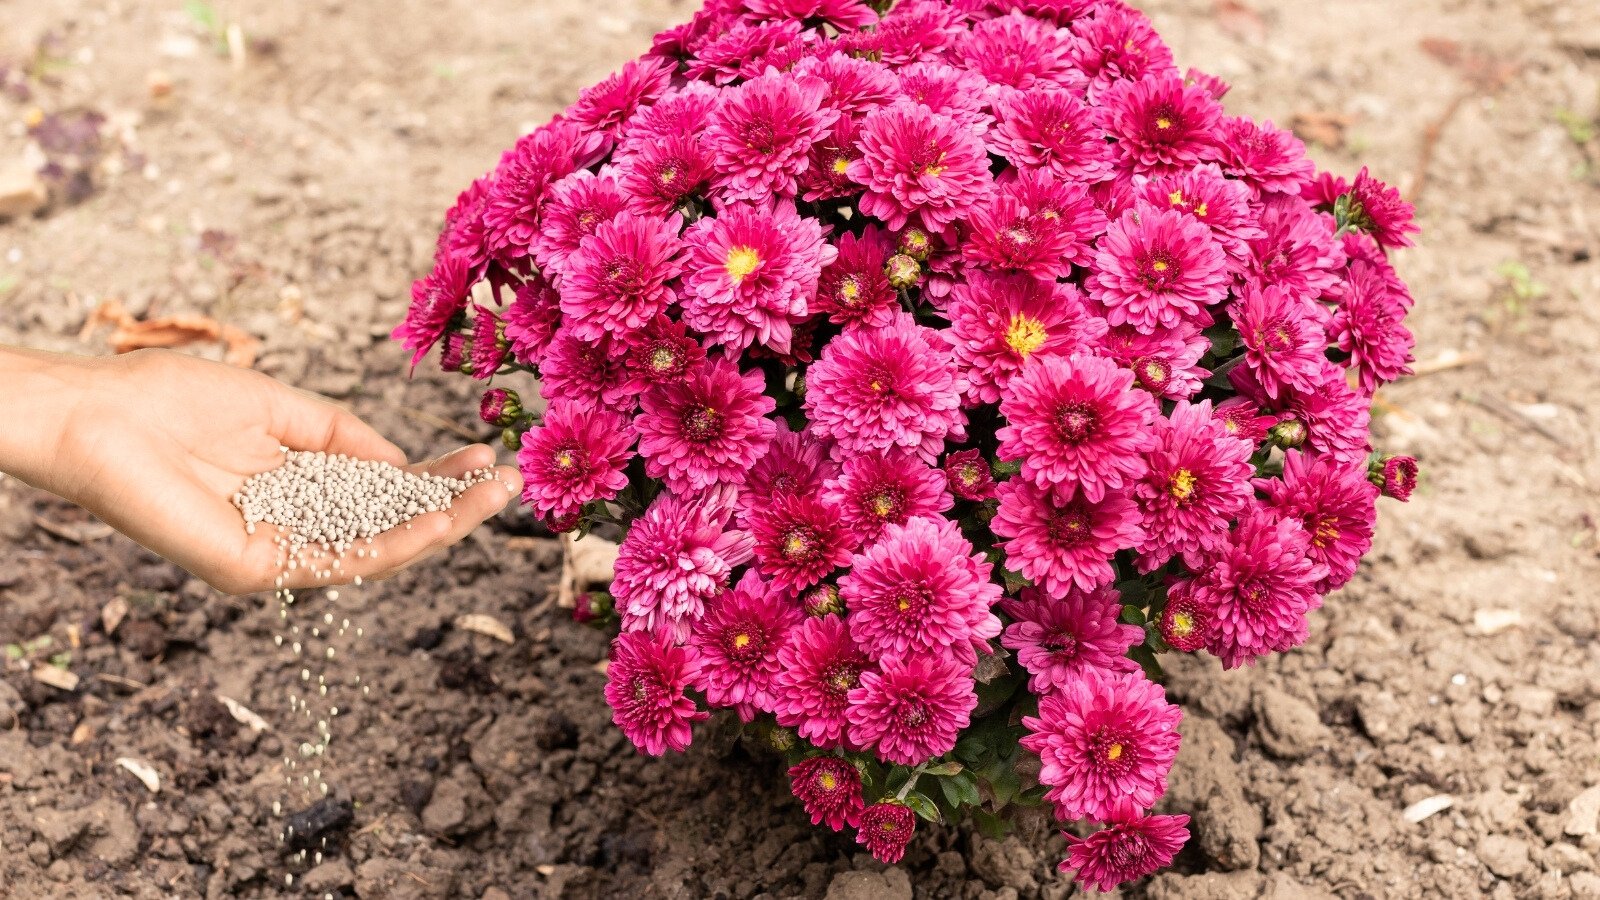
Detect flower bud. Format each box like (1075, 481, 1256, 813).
(885, 253, 920, 289)
(1158, 593, 1208, 653)
(765, 724, 798, 753)
(439, 333, 471, 374)
(801, 583, 844, 617)
(1267, 418, 1307, 449)
(898, 227, 931, 261)
(479, 388, 523, 428)
(1370, 454, 1418, 501)
(573, 591, 615, 626)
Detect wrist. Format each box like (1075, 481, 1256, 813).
(0, 346, 100, 497)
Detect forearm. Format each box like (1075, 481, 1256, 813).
(0, 345, 96, 497)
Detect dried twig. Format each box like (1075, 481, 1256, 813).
(397, 408, 482, 442)
(1471, 396, 1569, 447)
(1408, 350, 1482, 378)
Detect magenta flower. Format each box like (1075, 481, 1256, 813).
(617, 134, 715, 218)
(393, 253, 473, 367)
(749, 493, 854, 592)
(636, 357, 777, 494)
(822, 452, 953, 546)
(800, 115, 866, 203)
(814, 227, 898, 330)
(436, 176, 492, 275)
(681, 201, 835, 356)
(993, 480, 1145, 596)
(1170, 508, 1329, 668)
(1331, 259, 1415, 393)
(687, 19, 805, 86)
(1244, 194, 1347, 299)
(1089, 206, 1230, 332)
(773, 614, 873, 748)
(1233, 281, 1330, 400)
(621, 316, 707, 392)
(1133, 400, 1256, 572)
(516, 400, 634, 524)
(848, 101, 994, 232)
(1344, 166, 1419, 249)
(739, 420, 839, 520)
(997, 353, 1158, 502)
(502, 275, 561, 367)
(538, 327, 640, 415)
(793, 51, 898, 116)
(744, 0, 879, 29)
(787, 755, 866, 832)
(804, 313, 967, 463)
(1097, 322, 1209, 401)
(856, 801, 916, 864)
(952, 10, 1083, 92)
(533, 171, 628, 279)
(1158, 589, 1211, 653)
(964, 170, 1109, 278)
(1101, 73, 1223, 176)
(1136, 162, 1264, 271)
(604, 632, 706, 756)
(894, 61, 993, 134)
(943, 448, 996, 501)
(1067, 5, 1178, 98)
(689, 571, 803, 721)
(841, 0, 965, 66)
(568, 56, 674, 141)
(1256, 450, 1378, 594)
(1061, 806, 1191, 893)
(1215, 396, 1278, 445)
(1001, 585, 1142, 694)
(1020, 667, 1182, 821)
(989, 89, 1115, 183)
(1230, 363, 1372, 466)
(613, 493, 755, 642)
(1378, 455, 1418, 502)
(483, 121, 605, 260)
(618, 81, 722, 150)
(847, 653, 978, 765)
(946, 272, 1105, 406)
(706, 69, 837, 203)
(841, 516, 1001, 664)
(560, 211, 687, 342)
(1215, 115, 1315, 198)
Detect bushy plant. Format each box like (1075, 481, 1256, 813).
(395, 0, 1419, 888)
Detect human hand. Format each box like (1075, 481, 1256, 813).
(5, 347, 521, 594)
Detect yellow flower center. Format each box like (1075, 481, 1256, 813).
(871, 494, 896, 518)
(1107, 743, 1124, 761)
(1168, 468, 1197, 502)
(554, 450, 575, 469)
(1005, 314, 1049, 358)
(1171, 611, 1195, 637)
(1152, 260, 1169, 272)
(819, 772, 838, 791)
(1194, 201, 1208, 218)
(1168, 189, 1188, 209)
(1155, 117, 1172, 130)
(732, 632, 751, 650)
(725, 246, 762, 283)
(832, 157, 850, 175)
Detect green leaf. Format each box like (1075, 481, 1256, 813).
(971, 807, 1011, 840)
(1129, 643, 1165, 681)
(1202, 322, 1239, 359)
(939, 771, 982, 809)
(902, 791, 941, 824)
(3, 644, 22, 660)
(1119, 604, 1147, 626)
(987, 763, 1022, 810)
(923, 761, 964, 778)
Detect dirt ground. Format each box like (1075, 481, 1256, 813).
(2, 0, 1599, 897)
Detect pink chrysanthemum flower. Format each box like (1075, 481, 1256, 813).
(1341, 231, 1415, 309)
(1020, 667, 1182, 821)
(1185, 66, 1231, 100)
(848, 101, 994, 232)
(1097, 322, 1209, 401)
(1244, 194, 1347, 299)
(613, 493, 755, 642)
(787, 755, 866, 832)
(1062, 805, 1191, 893)
(1331, 259, 1415, 393)
(1000, 586, 1142, 694)
(773, 614, 873, 748)
(984, 0, 1103, 27)
(517, 401, 635, 524)
(841, 516, 1001, 663)
(814, 227, 898, 330)
(743, 0, 879, 30)
(1230, 363, 1371, 465)
(822, 452, 953, 546)
(843, 0, 966, 66)
(617, 134, 715, 217)
(1157, 589, 1210, 653)
(1215, 396, 1277, 445)
(618, 81, 721, 150)
(943, 448, 997, 501)
(393, 253, 473, 367)
(1256, 450, 1378, 594)
(681, 201, 835, 355)
(1089, 206, 1230, 332)
(538, 327, 640, 414)
(996, 353, 1158, 501)
(964, 171, 1109, 279)
(483, 121, 605, 261)
(804, 313, 967, 462)
(856, 801, 917, 864)
(1132, 400, 1255, 572)
(1101, 73, 1222, 176)
(993, 480, 1145, 596)
(749, 493, 854, 591)
(604, 631, 707, 756)
(689, 571, 803, 721)
(559, 211, 687, 342)
(793, 52, 897, 116)
(1377, 455, 1418, 502)
(706, 69, 837, 203)
(686, 19, 804, 85)
(946, 272, 1105, 406)
(739, 420, 838, 518)
(533, 171, 629, 278)
(800, 115, 865, 202)
(436, 176, 492, 275)
(1343, 166, 1419, 249)
(1215, 115, 1315, 198)
(1136, 163, 1264, 271)
(895, 61, 993, 134)
(438, 332, 469, 375)
(1170, 508, 1328, 668)
(569, 56, 675, 140)
(503, 276, 561, 366)
(989, 89, 1115, 184)
(847, 653, 978, 766)
(621, 316, 707, 392)
(952, 11, 1084, 93)
(1233, 282, 1330, 400)
(636, 357, 777, 494)
(1067, 5, 1178, 98)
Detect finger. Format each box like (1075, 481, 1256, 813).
(265, 510, 453, 591)
(365, 467, 521, 581)
(269, 384, 407, 467)
(406, 444, 499, 479)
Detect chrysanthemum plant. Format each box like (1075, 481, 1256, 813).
(396, 0, 1420, 889)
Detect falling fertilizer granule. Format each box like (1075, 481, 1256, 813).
(233, 449, 502, 891)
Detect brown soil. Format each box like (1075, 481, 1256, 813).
(3, 1, 1600, 898)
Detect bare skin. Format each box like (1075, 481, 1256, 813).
(0, 346, 522, 594)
